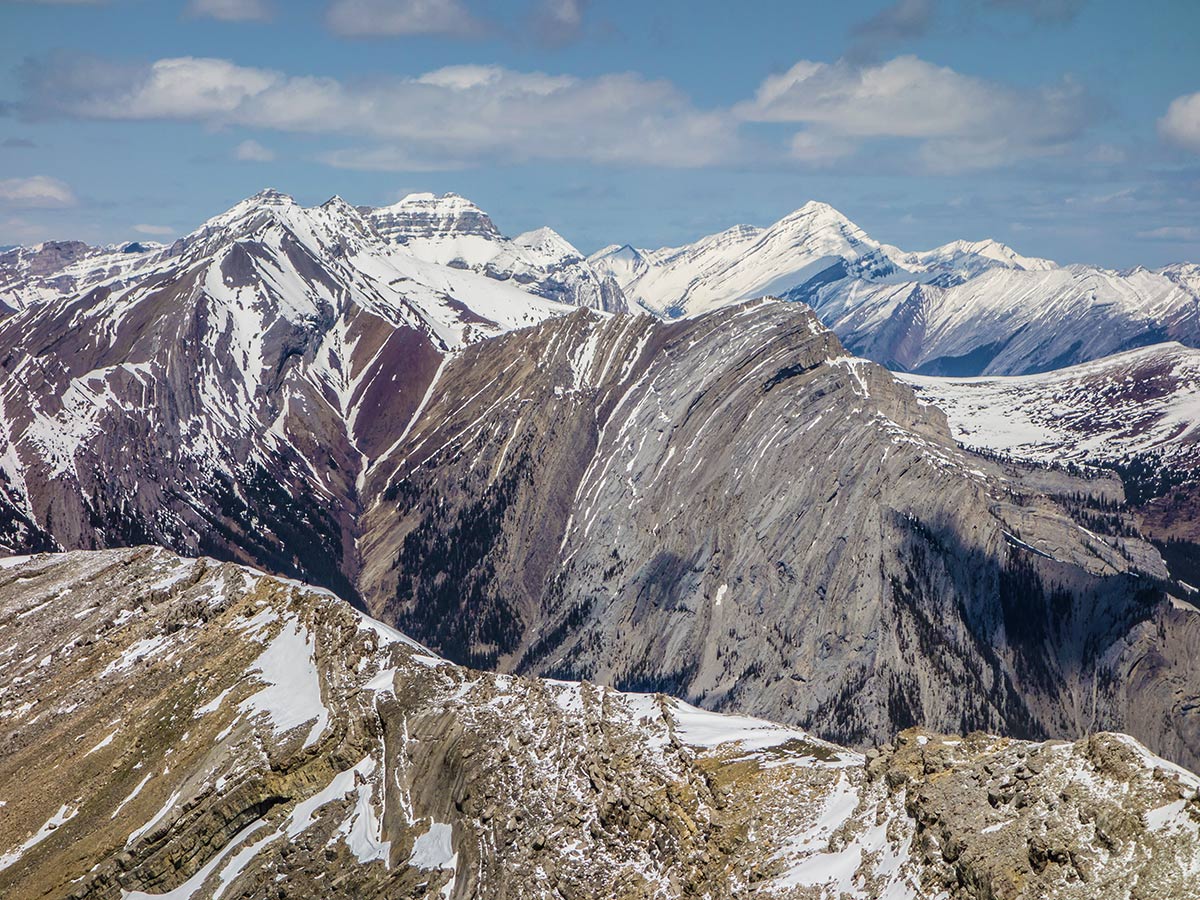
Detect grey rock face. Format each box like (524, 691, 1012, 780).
(359, 300, 1200, 771)
(1, 547, 1197, 900)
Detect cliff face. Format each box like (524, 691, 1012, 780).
(359, 300, 1200, 769)
(1, 548, 1197, 900)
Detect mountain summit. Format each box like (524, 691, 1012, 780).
(366, 191, 627, 312)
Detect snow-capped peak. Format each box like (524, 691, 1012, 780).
(912, 238, 1056, 273)
(370, 191, 500, 242)
(512, 226, 582, 266)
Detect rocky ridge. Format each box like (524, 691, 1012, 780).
(356, 298, 1200, 771)
(1, 547, 1198, 900)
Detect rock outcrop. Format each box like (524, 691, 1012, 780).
(1, 548, 1197, 900)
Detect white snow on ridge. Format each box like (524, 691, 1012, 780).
(409, 822, 456, 870)
(238, 616, 329, 749)
(0, 804, 77, 872)
(900, 342, 1200, 466)
(665, 698, 858, 762)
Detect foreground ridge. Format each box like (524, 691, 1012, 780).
(0, 547, 1198, 900)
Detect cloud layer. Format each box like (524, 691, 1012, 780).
(325, 0, 486, 38)
(187, 0, 273, 21)
(12, 50, 1107, 175)
(18, 55, 741, 169)
(0, 175, 77, 208)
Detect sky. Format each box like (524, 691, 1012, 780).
(0, 0, 1198, 267)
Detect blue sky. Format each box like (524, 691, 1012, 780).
(1, 0, 1198, 266)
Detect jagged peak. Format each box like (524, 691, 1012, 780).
(177, 189, 378, 263)
(201, 188, 300, 229)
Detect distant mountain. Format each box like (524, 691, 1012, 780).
(0, 188, 575, 593)
(902, 342, 1200, 551)
(0, 239, 168, 314)
(902, 342, 1200, 473)
(591, 202, 1200, 376)
(367, 192, 627, 312)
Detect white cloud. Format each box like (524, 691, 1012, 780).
(788, 131, 856, 165)
(0, 175, 78, 208)
(16, 51, 1098, 175)
(43, 57, 281, 120)
(26, 56, 740, 169)
(187, 0, 273, 21)
(234, 139, 276, 162)
(132, 223, 175, 236)
(1159, 92, 1200, 152)
(737, 55, 1089, 172)
(531, 0, 587, 46)
(326, 0, 486, 38)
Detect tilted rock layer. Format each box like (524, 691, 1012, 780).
(1, 548, 1197, 900)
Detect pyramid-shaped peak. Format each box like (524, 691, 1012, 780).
(780, 200, 857, 227)
(512, 226, 582, 264)
(767, 201, 873, 250)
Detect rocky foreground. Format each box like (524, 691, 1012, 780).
(0, 547, 1198, 900)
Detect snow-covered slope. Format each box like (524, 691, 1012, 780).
(901, 342, 1200, 471)
(0, 239, 169, 313)
(591, 202, 908, 318)
(592, 203, 1200, 375)
(368, 192, 628, 312)
(2, 547, 1198, 900)
(899, 237, 1057, 281)
(809, 262, 1200, 376)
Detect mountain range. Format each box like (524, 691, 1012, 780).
(591, 201, 1200, 376)
(1, 188, 1199, 898)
